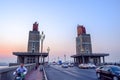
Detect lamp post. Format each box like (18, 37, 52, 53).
(40, 31, 45, 63)
(64, 54, 66, 62)
(81, 48, 84, 63)
(47, 47, 50, 63)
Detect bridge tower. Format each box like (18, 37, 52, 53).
(13, 22, 48, 64)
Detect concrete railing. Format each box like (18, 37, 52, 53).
(0, 63, 36, 80)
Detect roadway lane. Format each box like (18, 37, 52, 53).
(45, 65, 98, 80)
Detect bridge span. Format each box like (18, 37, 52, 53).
(0, 64, 98, 80)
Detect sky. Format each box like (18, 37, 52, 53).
(0, 0, 120, 63)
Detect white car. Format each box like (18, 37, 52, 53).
(79, 63, 96, 69)
(87, 63, 96, 69)
(68, 63, 74, 67)
(79, 63, 89, 69)
(62, 63, 68, 68)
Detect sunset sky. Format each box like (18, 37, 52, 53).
(0, 0, 120, 63)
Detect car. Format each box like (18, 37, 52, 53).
(58, 60, 62, 65)
(62, 63, 68, 68)
(87, 63, 96, 69)
(79, 63, 89, 69)
(52, 61, 57, 65)
(79, 63, 96, 69)
(68, 63, 74, 67)
(96, 65, 120, 80)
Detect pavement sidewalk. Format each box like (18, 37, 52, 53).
(25, 68, 43, 80)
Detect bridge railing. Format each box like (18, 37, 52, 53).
(0, 63, 36, 80)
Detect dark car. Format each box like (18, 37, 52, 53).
(96, 65, 120, 80)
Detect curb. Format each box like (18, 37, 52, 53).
(43, 66, 48, 80)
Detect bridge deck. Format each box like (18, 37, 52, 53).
(25, 68, 43, 80)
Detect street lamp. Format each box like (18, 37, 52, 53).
(64, 54, 66, 62)
(40, 31, 45, 63)
(47, 47, 50, 63)
(81, 48, 84, 63)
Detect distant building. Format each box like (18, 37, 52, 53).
(13, 22, 48, 64)
(71, 25, 109, 65)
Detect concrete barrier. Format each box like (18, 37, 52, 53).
(0, 63, 36, 80)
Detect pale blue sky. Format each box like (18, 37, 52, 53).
(0, 0, 120, 63)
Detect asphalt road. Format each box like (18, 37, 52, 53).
(45, 65, 98, 80)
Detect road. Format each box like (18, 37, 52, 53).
(45, 65, 98, 80)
